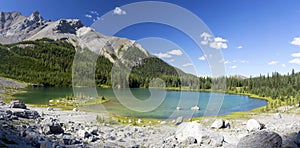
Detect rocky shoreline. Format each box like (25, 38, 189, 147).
(0, 77, 300, 147)
(0, 100, 299, 147)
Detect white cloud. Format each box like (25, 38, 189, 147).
(169, 59, 174, 62)
(200, 32, 228, 49)
(240, 60, 248, 64)
(198, 56, 206, 61)
(168, 49, 183, 56)
(183, 63, 193, 67)
(229, 65, 237, 69)
(237, 46, 243, 49)
(153, 52, 172, 58)
(281, 64, 286, 68)
(289, 58, 300, 65)
(85, 14, 92, 18)
(224, 60, 230, 64)
(291, 52, 300, 57)
(209, 37, 228, 49)
(90, 11, 99, 15)
(200, 32, 212, 40)
(268, 61, 278, 65)
(113, 7, 127, 15)
(291, 37, 300, 46)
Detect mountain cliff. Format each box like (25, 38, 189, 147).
(0, 11, 149, 66)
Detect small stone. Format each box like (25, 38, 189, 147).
(175, 116, 183, 125)
(211, 119, 224, 129)
(73, 108, 79, 112)
(77, 129, 90, 139)
(224, 120, 231, 128)
(183, 136, 197, 145)
(89, 126, 98, 135)
(137, 119, 142, 124)
(47, 107, 54, 111)
(160, 121, 167, 125)
(273, 113, 282, 119)
(9, 100, 27, 109)
(246, 119, 262, 132)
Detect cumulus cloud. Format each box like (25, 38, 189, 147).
(268, 61, 278, 65)
(153, 52, 172, 58)
(200, 32, 228, 49)
(198, 56, 206, 61)
(281, 64, 286, 68)
(168, 49, 183, 56)
(291, 52, 300, 57)
(289, 58, 300, 65)
(169, 59, 175, 62)
(113, 7, 127, 15)
(229, 65, 237, 69)
(85, 14, 92, 18)
(209, 37, 228, 49)
(291, 37, 300, 46)
(237, 46, 243, 49)
(183, 63, 193, 67)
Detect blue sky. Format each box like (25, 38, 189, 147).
(1, 0, 300, 77)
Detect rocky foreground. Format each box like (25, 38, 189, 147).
(1, 77, 300, 147)
(0, 100, 299, 148)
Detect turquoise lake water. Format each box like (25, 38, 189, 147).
(15, 87, 267, 119)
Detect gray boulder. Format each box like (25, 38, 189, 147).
(175, 116, 183, 125)
(295, 131, 300, 147)
(273, 113, 282, 119)
(77, 129, 90, 139)
(237, 130, 282, 148)
(211, 119, 224, 129)
(9, 100, 26, 109)
(176, 121, 224, 147)
(89, 126, 98, 135)
(13, 110, 40, 119)
(246, 119, 262, 132)
(224, 120, 231, 128)
(42, 118, 64, 134)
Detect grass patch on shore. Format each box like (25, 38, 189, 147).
(47, 95, 110, 110)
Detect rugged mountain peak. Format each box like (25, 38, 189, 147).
(0, 11, 47, 44)
(27, 10, 43, 23)
(54, 19, 83, 34)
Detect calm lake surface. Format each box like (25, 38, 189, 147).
(15, 87, 267, 119)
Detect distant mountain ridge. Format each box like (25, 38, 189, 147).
(0, 11, 150, 66)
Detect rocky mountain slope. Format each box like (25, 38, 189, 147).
(0, 11, 149, 65)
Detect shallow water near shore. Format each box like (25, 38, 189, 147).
(15, 87, 267, 119)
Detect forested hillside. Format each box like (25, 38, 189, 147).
(0, 39, 197, 88)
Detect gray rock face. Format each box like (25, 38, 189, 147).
(54, 19, 83, 34)
(211, 119, 224, 129)
(246, 119, 262, 132)
(9, 100, 26, 109)
(237, 130, 282, 148)
(295, 131, 300, 147)
(0, 11, 47, 44)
